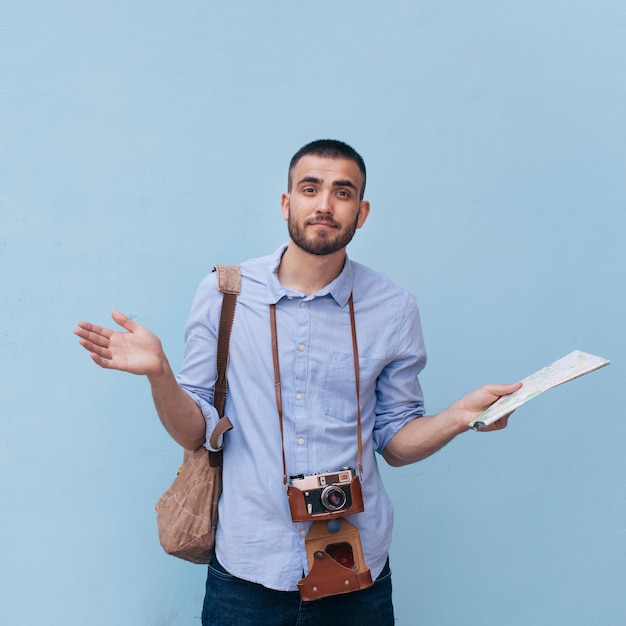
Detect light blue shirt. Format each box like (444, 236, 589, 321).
(177, 245, 427, 591)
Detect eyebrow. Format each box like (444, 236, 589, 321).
(296, 176, 359, 192)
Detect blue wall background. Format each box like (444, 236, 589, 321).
(2, 2, 624, 624)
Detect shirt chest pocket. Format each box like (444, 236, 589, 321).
(322, 353, 384, 420)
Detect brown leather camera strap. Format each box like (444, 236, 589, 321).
(269, 302, 288, 485)
(269, 294, 363, 488)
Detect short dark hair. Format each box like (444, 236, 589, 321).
(288, 139, 367, 200)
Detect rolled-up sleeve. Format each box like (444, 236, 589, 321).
(175, 273, 222, 448)
(372, 291, 427, 453)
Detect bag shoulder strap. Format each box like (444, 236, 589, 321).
(215, 264, 242, 295)
(208, 265, 240, 457)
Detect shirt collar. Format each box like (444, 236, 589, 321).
(266, 243, 354, 308)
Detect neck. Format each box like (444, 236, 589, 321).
(277, 242, 346, 295)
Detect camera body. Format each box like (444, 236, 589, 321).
(288, 468, 364, 522)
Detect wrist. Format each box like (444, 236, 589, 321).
(444, 401, 473, 434)
(146, 353, 172, 382)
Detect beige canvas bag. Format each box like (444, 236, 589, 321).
(154, 264, 240, 564)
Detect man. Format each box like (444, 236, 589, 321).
(75, 139, 520, 625)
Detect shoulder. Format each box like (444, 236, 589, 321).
(348, 260, 421, 334)
(194, 251, 275, 292)
(350, 260, 416, 302)
(239, 251, 276, 285)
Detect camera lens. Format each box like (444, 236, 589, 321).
(321, 486, 347, 511)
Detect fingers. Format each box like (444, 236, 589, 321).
(74, 321, 112, 343)
(74, 312, 152, 373)
(74, 325, 111, 351)
(488, 415, 510, 430)
(484, 382, 523, 397)
(89, 350, 114, 369)
(74, 311, 137, 342)
(111, 310, 140, 333)
(463, 382, 522, 412)
(73, 311, 137, 350)
(74, 326, 113, 372)
(78, 337, 111, 358)
(75, 333, 113, 364)
(74, 319, 116, 367)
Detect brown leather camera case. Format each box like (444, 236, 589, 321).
(297, 518, 373, 601)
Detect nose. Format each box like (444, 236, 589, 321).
(315, 190, 333, 214)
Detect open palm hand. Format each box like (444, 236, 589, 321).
(74, 311, 165, 376)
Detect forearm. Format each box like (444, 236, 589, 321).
(148, 356, 206, 450)
(382, 382, 522, 466)
(382, 406, 467, 467)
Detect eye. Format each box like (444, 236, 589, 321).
(336, 189, 351, 198)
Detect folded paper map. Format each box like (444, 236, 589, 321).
(469, 350, 610, 431)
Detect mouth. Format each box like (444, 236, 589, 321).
(307, 218, 338, 229)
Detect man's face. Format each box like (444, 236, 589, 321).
(281, 155, 370, 256)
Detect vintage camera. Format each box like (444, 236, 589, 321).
(288, 467, 364, 522)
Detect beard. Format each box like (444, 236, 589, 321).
(287, 205, 360, 256)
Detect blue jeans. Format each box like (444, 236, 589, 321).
(201, 557, 395, 626)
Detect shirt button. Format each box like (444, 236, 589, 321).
(298, 344, 305, 351)
(297, 438, 305, 446)
(300, 530, 307, 537)
(300, 301, 307, 308)
(295, 393, 302, 400)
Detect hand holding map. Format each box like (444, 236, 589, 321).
(469, 350, 610, 431)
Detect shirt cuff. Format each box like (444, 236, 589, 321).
(180, 387, 222, 451)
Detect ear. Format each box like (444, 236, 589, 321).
(280, 192, 290, 221)
(356, 200, 370, 229)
